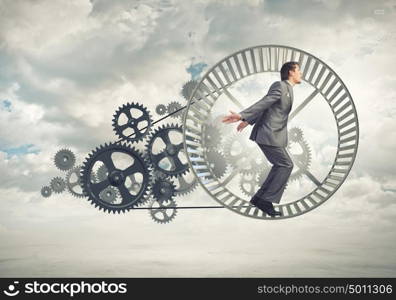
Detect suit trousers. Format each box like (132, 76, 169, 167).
(254, 143, 294, 204)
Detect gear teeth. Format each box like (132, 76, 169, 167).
(112, 102, 153, 144)
(50, 176, 66, 193)
(80, 142, 151, 214)
(54, 149, 76, 171)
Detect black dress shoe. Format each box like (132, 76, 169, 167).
(251, 197, 282, 217)
(266, 208, 282, 217)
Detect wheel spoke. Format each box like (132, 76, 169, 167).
(136, 115, 148, 123)
(118, 123, 129, 131)
(170, 155, 185, 170)
(289, 89, 319, 121)
(118, 184, 132, 204)
(152, 151, 167, 164)
(124, 162, 143, 176)
(91, 179, 110, 194)
(99, 151, 116, 171)
(124, 109, 132, 120)
(160, 132, 171, 144)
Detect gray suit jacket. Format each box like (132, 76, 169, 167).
(239, 80, 294, 147)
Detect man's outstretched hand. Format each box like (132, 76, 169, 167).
(221, 110, 242, 124)
(221, 110, 249, 132)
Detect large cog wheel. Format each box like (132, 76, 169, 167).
(54, 149, 76, 171)
(80, 142, 152, 214)
(146, 123, 189, 178)
(96, 164, 150, 207)
(112, 102, 153, 143)
(223, 134, 263, 174)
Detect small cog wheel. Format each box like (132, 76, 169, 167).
(289, 127, 304, 142)
(156, 104, 167, 116)
(151, 177, 176, 202)
(181, 80, 198, 101)
(145, 123, 189, 178)
(100, 186, 118, 203)
(80, 142, 152, 214)
(41, 186, 52, 198)
(205, 149, 228, 178)
(149, 198, 177, 224)
(50, 176, 66, 193)
(54, 149, 76, 171)
(112, 102, 153, 143)
(167, 101, 184, 119)
(173, 169, 198, 197)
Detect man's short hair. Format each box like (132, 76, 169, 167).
(280, 61, 299, 81)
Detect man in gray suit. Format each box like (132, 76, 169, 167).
(222, 61, 302, 217)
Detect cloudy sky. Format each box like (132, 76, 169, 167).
(1, 0, 396, 277)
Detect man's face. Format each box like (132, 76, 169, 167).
(290, 65, 303, 84)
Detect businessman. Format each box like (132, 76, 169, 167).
(222, 61, 302, 217)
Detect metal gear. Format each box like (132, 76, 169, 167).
(167, 101, 184, 119)
(54, 149, 76, 171)
(80, 142, 152, 214)
(223, 134, 268, 175)
(112, 102, 153, 143)
(181, 79, 199, 101)
(149, 198, 178, 224)
(96, 164, 151, 207)
(151, 177, 176, 202)
(66, 165, 86, 198)
(201, 123, 222, 150)
(155, 104, 167, 116)
(96, 164, 108, 182)
(50, 176, 66, 193)
(239, 173, 259, 197)
(222, 134, 245, 165)
(289, 127, 304, 142)
(145, 123, 189, 178)
(100, 186, 118, 203)
(205, 149, 228, 178)
(173, 169, 198, 197)
(287, 137, 312, 182)
(237, 152, 267, 176)
(41, 186, 52, 198)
